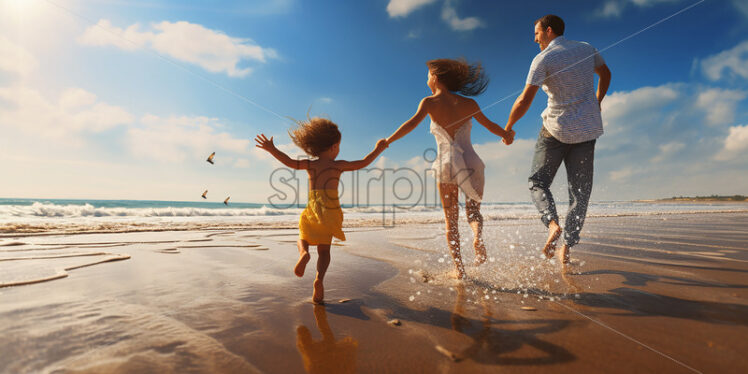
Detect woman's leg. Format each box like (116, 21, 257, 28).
(439, 183, 464, 279)
(465, 198, 486, 265)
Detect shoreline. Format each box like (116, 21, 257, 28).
(636, 199, 748, 203)
(2, 207, 748, 238)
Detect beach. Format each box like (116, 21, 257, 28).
(1, 207, 747, 373)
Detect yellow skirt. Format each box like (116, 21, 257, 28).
(299, 189, 346, 245)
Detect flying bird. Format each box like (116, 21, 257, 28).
(223, 196, 230, 206)
(201, 190, 208, 199)
(206, 152, 215, 164)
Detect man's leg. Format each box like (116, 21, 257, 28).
(559, 139, 596, 263)
(528, 129, 567, 258)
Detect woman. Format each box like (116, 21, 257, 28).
(386, 58, 513, 279)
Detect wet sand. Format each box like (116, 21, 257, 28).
(1, 212, 747, 373)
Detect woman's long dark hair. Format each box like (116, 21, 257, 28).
(426, 58, 488, 96)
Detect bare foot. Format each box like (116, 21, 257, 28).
(312, 278, 324, 304)
(473, 238, 487, 266)
(543, 221, 562, 259)
(558, 244, 570, 264)
(294, 251, 310, 277)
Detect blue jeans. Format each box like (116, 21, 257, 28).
(528, 127, 596, 247)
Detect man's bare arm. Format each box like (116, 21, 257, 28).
(595, 64, 611, 106)
(505, 84, 540, 133)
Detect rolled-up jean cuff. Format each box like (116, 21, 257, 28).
(540, 212, 558, 227)
(564, 233, 579, 247)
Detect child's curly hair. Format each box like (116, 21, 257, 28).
(426, 58, 488, 97)
(289, 117, 341, 157)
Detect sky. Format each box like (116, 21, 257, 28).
(0, 0, 747, 204)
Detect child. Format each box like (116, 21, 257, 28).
(255, 117, 388, 303)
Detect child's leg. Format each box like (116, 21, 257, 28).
(294, 239, 311, 277)
(313, 244, 331, 303)
(439, 183, 464, 279)
(465, 198, 487, 265)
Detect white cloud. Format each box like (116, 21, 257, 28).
(650, 141, 685, 163)
(473, 138, 536, 200)
(0, 85, 133, 140)
(694, 88, 747, 126)
(597, 1, 625, 18)
(583, 81, 748, 199)
(126, 115, 252, 163)
(630, 0, 682, 6)
(441, 0, 483, 31)
(78, 19, 277, 77)
(374, 155, 392, 170)
(386, 0, 482, 32)
(0, 36, 38, 75)
(234, 158, 252, 168)
(601, 85, 679, 138)
(76, 19, 153, 51)
(609, 167, 636, 182)
(594, 0, 683, 18)
(701, 40, 748, 81)
(733, 0, 748, 18)
(716, 124, 748, 160)
(386, 0, 437, 18)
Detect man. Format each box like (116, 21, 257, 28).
(504, 14, 611, 264)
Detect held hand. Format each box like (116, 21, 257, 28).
(254, 134, 276, 152)
(375, 138, 389, 151)
(503, 129, 515, 145)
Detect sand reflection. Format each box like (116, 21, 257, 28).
(296, 305, 358, 374)
(442, 283, 574, 365)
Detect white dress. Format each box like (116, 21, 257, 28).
(430, 119, 485, 202)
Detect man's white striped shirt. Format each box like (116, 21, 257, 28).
(526, 36, 605, 144)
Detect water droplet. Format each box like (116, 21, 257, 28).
(438, 258, 445, 263)
(409, 295, 415, 301)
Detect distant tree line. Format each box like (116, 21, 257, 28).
(666, 195, 747, 201)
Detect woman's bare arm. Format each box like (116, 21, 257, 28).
(470, 99, 510, 139)
(386, 98, 430, 144)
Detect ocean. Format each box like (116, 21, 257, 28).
(1, 198, 746, 234)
